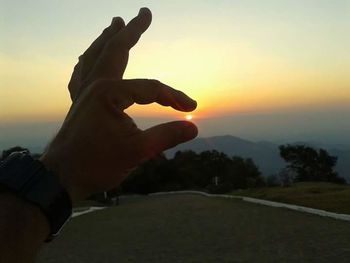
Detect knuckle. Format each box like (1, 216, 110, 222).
(149, 79, 160, 85)
(93, 78, 111, 87)
(106, 36, 126, 51)
(107, 30, 137, 51)
(67, 81, 76, 95)
(137, 143, 154, 161)
(87, 79, 114, 100)
(78, 54, 84, 61)
(148, 79, 162, 89)
(102, 27, 110, 35)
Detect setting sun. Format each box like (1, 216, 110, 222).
(185, 114, 193, 121)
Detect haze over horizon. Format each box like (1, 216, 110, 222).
(2, 109, 350, 153)
(1, 0, 350, 150)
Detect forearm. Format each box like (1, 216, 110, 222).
(0, 190, 49, 263)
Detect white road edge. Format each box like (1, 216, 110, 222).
(71, 191, 350, 222)
(150, 190, 350, 222)
(72, 206, 106, 218)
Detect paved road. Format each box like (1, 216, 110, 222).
(38, 195, 350, 262)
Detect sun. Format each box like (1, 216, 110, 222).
(185, 114, 193, 120)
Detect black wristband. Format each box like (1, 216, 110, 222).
(0, 152, 72, 241)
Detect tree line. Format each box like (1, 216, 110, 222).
(121, 144, 346, 194)
(121, 150, 264, 194)
(0, 144, 346, 198)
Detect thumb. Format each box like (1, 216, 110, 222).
(138, 121, 198, 159)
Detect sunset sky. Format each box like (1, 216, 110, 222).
(1, 0, 350, 148)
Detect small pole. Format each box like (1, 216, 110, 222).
(214, 176, 219, 186)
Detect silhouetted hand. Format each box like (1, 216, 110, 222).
(40, 8, 198, 203)
(68, 8, 147, 102)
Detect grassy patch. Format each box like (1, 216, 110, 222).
(231, 182, 350, 214)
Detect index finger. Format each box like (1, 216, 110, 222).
(110, 79, 197, 112)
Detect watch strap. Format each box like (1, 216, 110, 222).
(0, 152, 72, 241)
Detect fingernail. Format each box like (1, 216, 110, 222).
(182, 123, 198, 140)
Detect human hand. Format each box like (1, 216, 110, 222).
(40, 8, 198, 203)
(68, 8, 150, 102)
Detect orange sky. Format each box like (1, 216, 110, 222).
(1, 0, 349, 123)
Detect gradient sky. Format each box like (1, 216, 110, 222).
(1, 0, 350, 147)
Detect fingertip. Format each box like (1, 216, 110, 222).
(188, 100, 197, 112)
(181, 121, 198, 141)
(111, 17, 125, 27)
(138, 121, 198, 161)
(138, 7, 152, 28)
(139, 7, 152, 16)
(111, 17, 121, 25)
(174, 91, 197, 112)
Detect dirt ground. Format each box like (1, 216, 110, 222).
(37, 194, 350, 263)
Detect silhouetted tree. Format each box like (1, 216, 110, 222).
(228, 157, 264, 188)
(121, 153, 167, 194)
(279, 144, 345, 184)
(1, 146, 30, 160)
(122, 150, 265, 194)
(173, 150, 201, 189)
(199, 150, 232, 188)
(279, 168, 294, 187)
(266, 174, 280, 187)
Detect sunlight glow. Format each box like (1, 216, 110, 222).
(1, 1, 350, 122)
(185, 114, 193, 121)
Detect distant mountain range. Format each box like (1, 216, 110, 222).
(166, 135, 350, 182)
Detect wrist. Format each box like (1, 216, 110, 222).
(0, 152, 73, 241)
(0, 190, 50, 234)
(39, 149, 87, 204)
(0, 191, 50, 259)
